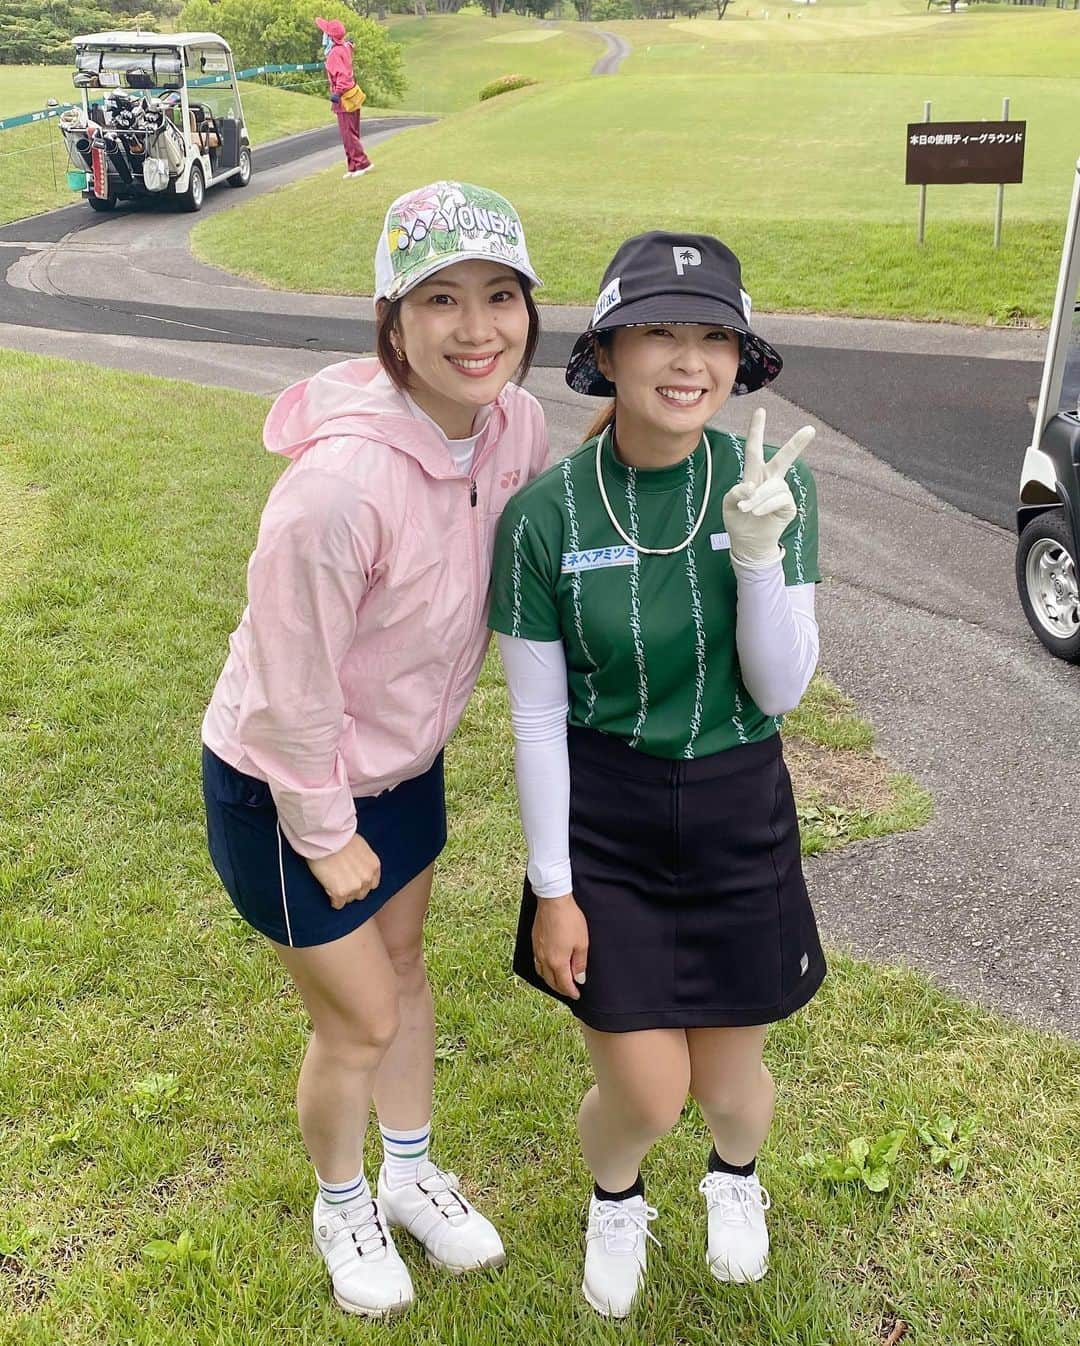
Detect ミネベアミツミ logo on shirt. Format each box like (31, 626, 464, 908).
(561, 545, 638, 574)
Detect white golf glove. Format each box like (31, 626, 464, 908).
(722, 408, 816, 567)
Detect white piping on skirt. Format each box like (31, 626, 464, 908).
(276, 823, 295, 948)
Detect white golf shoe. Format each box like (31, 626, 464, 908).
(581, 1193, 659, 1318)
(377, 1161, 506, 1273)
(312, 1192, 414, 1317)
(699, 1170, 771, 1283)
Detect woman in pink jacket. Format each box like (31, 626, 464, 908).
(201, 182, 547, 1318)
(316, 16, 371, 179)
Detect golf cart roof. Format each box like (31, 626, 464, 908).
(71, 32, 233, 53)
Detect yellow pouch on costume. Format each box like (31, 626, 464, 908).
(340, 84, 366, 113)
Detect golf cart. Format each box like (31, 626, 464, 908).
(58, 31, 252, 213)
(1016, 157, 1080, 661)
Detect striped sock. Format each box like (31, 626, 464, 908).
(379, 1122, 431, 1188)
(316, 1169, 370, 1208)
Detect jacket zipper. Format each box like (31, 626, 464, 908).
(433, 475, 482, 746)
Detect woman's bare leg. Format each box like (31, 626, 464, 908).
(686, 1026, 773, 1166)
(274, 917, 400, 1183)
(577, 1026, 691, 1192)
(370, 863, 436, 1131)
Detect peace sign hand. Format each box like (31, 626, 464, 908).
(721, 408, 815, 567)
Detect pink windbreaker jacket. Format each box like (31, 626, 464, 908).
(202, 358, 549, 859)
(325, 39, 356, 97)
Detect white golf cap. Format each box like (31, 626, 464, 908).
(373, 180, 541, 303)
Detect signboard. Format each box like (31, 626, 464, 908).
(905, 121, 1026, 186)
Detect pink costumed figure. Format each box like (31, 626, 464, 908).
(316, 16, 372, 179)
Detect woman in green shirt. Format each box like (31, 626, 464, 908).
(490, 231, 825, 1317)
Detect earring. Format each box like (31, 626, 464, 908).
(395, 347, 407, 363)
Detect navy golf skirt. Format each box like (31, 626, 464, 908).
(513, 726, 826, 1032)
(202, 745, 446, 948)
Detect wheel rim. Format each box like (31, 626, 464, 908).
(192, 169, 203, 205)
(1026, 537, 1080, 639)
(240, 151, 250, 182)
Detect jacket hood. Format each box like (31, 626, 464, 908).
(263, 357, 509, 477)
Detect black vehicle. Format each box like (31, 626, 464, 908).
(1016, 157, 1080, 661)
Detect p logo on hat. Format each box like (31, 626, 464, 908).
(672, 245, 702, 277)
(564, 230, 785, 400)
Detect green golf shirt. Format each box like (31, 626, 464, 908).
(488, 426, 820, 761)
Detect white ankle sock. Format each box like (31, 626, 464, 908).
(317, 1169, 370, 1208)
(379, 1122, 430, 1187)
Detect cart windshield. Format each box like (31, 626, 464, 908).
(73, 49, 183, 91)
(184, 44, 241, 126)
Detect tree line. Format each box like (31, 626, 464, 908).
(0, 1, 172, 64)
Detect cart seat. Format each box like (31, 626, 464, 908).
(188, 110, 220, 150)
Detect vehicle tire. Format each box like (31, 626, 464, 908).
(87, 191, 117, 212)
(1016, 510, 1080, 662)
(179, 163, 205, 212)
(227, 147, 252, 188)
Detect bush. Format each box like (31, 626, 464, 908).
(177, 0, 406, 105)
(478, 73, 539, 102)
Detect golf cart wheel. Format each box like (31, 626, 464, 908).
(87, 191, 116, 212)
(228, 147, 252, 188)
(1016, 510, 1080, 662)
(180, 163, 205, 213)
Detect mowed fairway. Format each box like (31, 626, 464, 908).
(193, 66, 1076, 322)
(1, 349, 1078, 1344)
(386, 12, 603, 112)
(192, 1, 1080, 323)
(615, 2, 1080, 75)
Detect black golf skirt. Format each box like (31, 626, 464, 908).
(513, 725, 826, 1032)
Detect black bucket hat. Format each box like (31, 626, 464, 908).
(566, 231, 783, 398)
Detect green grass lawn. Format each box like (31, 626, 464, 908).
(1, 350, 1078, 1344)
(612, 1, 1080, 76)
(0, 66, 79, 118)
(188, 1, 1080, 323)
(385, 12, 603, 113)
(0, 73, 335, 225)
(192, 70, 1073, 323)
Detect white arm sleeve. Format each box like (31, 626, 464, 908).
(495, 633, 573, 899)
(731, 559, 819, 716)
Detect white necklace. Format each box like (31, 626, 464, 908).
(595, 426, 712, 557)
